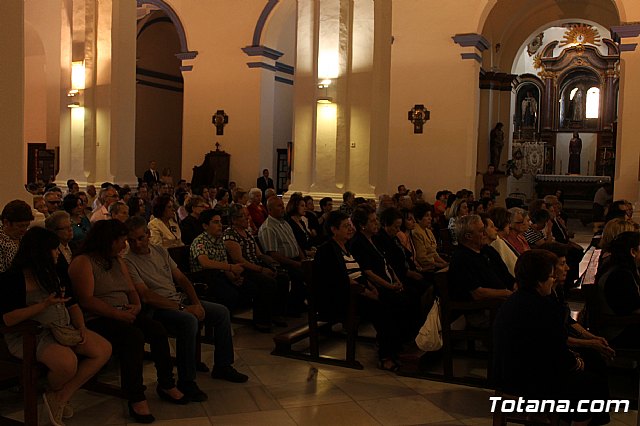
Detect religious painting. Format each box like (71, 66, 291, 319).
(515, 84, 540, 131)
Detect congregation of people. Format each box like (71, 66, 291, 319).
(2, 161, 639, 425)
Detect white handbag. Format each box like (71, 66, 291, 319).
(415, 297, 443, 352)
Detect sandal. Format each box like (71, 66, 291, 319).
(378, 358, 400, 372)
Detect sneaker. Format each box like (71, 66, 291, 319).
(177, 381, 208, 402)
(62, 401, 73, 419)
(211, 365, 249, 383)
(43, 391, 65, 426)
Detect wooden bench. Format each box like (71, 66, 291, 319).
(0, 321, 124, 426)
(271, 260, 363, 369)
(399, 269, 502, 387)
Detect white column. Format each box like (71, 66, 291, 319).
(289, 0, 378, 201)
(109, 0, 138, 187)
(0, 0, 27, 204)
(614, 44, 640, 201)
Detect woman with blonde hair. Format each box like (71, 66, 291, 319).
(446, 198, 469, 245)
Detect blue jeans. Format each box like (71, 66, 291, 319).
(152, 300, 234, 383)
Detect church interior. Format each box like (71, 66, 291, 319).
(2, 0, 640, 424)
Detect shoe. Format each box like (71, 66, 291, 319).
(177, 381, 208, 402)
(378, 358, 400, 372)
(62, 401, 73, 419)
(156, 385, 190, 405)
(211, 365, 249, 383)
(128, 401, 155, 424)
(43, 391, 65, 426)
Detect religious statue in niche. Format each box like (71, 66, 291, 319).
(521, 91, 538, 128)
(568, 132, 582, 174)
(489, 122, 504, 170)
(571, 88, 584, 121)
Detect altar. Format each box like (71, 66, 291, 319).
(534, 174, 611, 201)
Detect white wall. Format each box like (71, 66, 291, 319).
(555, 132, 597, 175)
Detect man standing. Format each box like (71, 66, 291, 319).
(124, 216, 248, 402)
(143, 160, 161, 188)
(256, 169, 274, 202)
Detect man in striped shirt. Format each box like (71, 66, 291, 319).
(258, 197, 305, 314)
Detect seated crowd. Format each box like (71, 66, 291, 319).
(2, 177, 638, 425)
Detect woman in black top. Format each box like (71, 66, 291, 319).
(348, 205, 413, 369)
(314, 211, 405, 370)
(1, 227, 111, 426)
(493, 250, 608, 425)
(285, 193, 315, 256)
(594, 231, 640, 348)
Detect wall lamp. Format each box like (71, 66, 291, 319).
(317, 79, 333, 104)
(68, 61, 85, 107)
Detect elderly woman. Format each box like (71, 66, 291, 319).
(148, 194, 183, 248)
(411, 203, 448, 271)
(247, 187, 268, 230)
(1, 227, 111, 426)
(488, 207, 518, 277)
(494, 250, 609, 425)
(314, 211, 407, 370)
(503, 207, 531, 256)
(223, 204, 286, 331)
(349, 204, 412, 371)
(45, 211, 75, 264)
(69, 220, 187, 423)
(109, 201, 130, 223)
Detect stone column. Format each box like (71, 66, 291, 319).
(611, 24, 640, 201)
(0, 0, 27, 204)
(109, 0, 138, 187)
(288, 0, 377, 201)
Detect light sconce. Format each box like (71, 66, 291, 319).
(67, 61, 85, 107)
(71, 61, 85, 91)
(317, 79, 334, 104)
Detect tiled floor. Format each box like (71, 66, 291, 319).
(1, 223, 637, 425)
(2, 318, 637, 425)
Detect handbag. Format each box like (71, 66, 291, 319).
(415, 296, 443, 352)
(50, 323, 83, 346)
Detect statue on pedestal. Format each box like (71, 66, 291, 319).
(489, 122, 504, 170)
(568, 131, 582, 174)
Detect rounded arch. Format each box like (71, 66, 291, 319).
(136, 0, 197, 61)
(481, 0, 620, 73)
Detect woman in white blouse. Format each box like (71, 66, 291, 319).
(148, 194, 183, 248)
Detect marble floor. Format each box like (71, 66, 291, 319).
(1, 316, 638, 426)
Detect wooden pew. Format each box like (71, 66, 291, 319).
(271, 260, 363, 369)
(0, 322, 124, 426)
(399, 269, 502, 387)
(0, 321, 41, 426)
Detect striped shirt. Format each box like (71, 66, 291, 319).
(258, 215, 300, 258)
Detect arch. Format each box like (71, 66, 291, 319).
(136, 0, 197, 63)
(251, 0, 280, 47)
